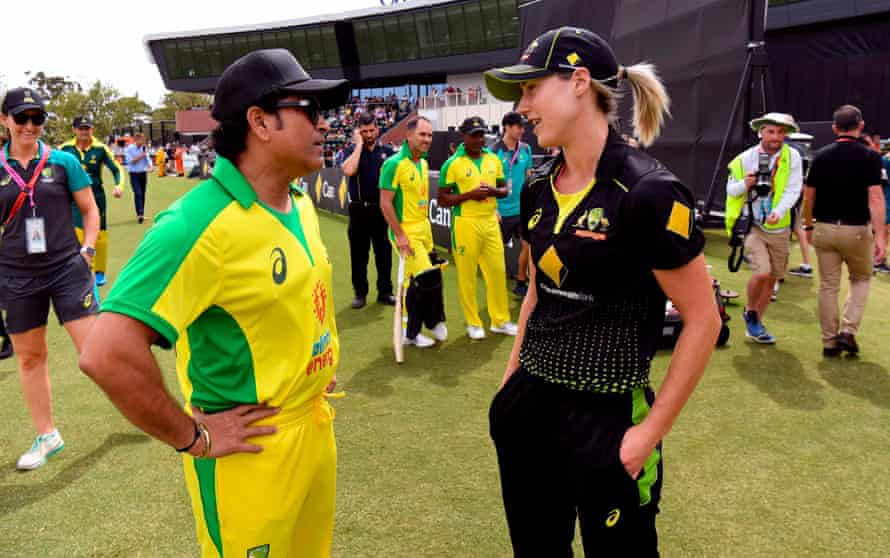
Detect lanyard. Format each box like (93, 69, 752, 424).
(506, 142, 524, 173)
(0, 144, 51, 223)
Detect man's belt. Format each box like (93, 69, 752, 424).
(816, 219, 868, 226)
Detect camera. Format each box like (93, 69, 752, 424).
(754, 152, 772, 197)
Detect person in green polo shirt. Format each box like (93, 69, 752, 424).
(439, 116, 517, 340)
(79, 49, 350, 558)
(60, 116, 122, 286)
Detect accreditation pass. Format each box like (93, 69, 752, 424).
(25, 217, 47, 254)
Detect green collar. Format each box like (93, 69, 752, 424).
(213, 156, 304, 208)
(399, 140, 427, 161)
(455, 142, 490, 160)
(212, 156, 257, 208)
(3, 140, 47, 164)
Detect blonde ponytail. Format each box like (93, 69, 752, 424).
(621, 63, 671, 147)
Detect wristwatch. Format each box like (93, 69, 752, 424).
(80, 246, 96, 257)
(803, 225, 815, 231)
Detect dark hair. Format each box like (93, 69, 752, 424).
(211, 92, 284, 161)
(833, 105, 863, 132)
(406, 116, 431, 132)
(502, 112, 523, 128)
(357, 112, 377, 127)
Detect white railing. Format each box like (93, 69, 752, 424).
(418, 91, 489, 109)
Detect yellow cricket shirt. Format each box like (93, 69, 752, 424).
(439, 144, 505, 218)
(379, 140, 430, 225)
(102, 156, 339, 413)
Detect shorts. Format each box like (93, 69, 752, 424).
(882, 185, 890, 225)
(389, 220, 436, 280)
(499, 215, 522, 245)
(745, 226, 790, 278)
(3, 253, 98, 334)
(183, 395, 338, 558)
(490, 368, 662, 556)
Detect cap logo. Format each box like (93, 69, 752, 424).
(520, 40, 539, 62)
(566, 52, 581, 66)
(24, 96, 34, 104)
(473, 120, 480, 126)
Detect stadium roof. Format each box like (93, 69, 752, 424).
(144, 0, 521, 93)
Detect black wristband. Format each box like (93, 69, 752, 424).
(803, 225, 815, 231)
(175, 422, 201, 453)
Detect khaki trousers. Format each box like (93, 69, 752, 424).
(813, 223, 873, 346)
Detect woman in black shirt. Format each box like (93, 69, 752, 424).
(484, 27, 721, 556)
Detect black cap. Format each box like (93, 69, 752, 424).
(2, 87, 47, 116)
(459, 116, 487, 135)
(484, 27, 621, 102)
(212, 49, 350, 123)
(73, 115, 94, 129)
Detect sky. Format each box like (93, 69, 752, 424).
(0, 0, 381, 108)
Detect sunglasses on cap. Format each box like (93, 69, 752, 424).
(273, 98, 320, 124)
(12, 112, 47, 126)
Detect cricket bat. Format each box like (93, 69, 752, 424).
(393, 255, 406, 363)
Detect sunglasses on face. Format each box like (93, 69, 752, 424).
(273, 99, 320, 125)
(12, 112, 47, 126)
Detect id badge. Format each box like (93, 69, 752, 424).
(25, 217, 47, 254)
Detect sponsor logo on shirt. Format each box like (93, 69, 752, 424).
(247, 544, 270, 558)
(312, 280, 327, 324)
(271, 247, 287, 284)
(307, 329, 334, 377)
(527, 208, 543, 230)
(0, 175, 11, 187)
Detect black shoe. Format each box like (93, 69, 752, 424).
(137, 216, 144, 224)
(351, 295, 366, 309)
(835, 332, 859, 354)
(0, 337, 13, 359)
(377, 294, 396, 306)
(822, 346, 842, 357)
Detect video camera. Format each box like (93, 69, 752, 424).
(754, 152, 772, 197)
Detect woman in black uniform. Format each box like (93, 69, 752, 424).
(484, 28, 721, 556)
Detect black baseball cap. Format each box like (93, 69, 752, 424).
(73, 116, 94, 128)
(484, 27, 621, 102)
(212, 49, 350, 123)
(460, 116, 487, 135)
(2, 87, 47, 116)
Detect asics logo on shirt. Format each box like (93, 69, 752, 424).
(271, 247, 287, 285)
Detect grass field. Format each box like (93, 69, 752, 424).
(1, 173, 889, 557)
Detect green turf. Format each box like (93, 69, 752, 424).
(1, 173, 889, 557)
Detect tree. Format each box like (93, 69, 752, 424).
(45, 81, 150, 145)
(152, 92, 212, 121)
(25, 71, 81, 100)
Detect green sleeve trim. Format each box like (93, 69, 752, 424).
(379, 157, 399, 191)
(103, 146, 122, 185)
(53, 150, 92, 192)
(439, 157, 455, 187)
(100, 304, 178, 349)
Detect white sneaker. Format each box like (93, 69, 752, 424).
(16, 430, 65, 471)
(431, 322, 448, 342)
(467, 325, 487, 340)
(490, 322, 519, 336)
(404, 332, 435, 348)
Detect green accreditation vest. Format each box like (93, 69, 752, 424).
(725, 144, 792, 235)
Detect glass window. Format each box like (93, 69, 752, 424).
(463, 2, 485, 53)
(305, 27, 324, 68)
(190, 39, 209, 78)
(292, 29, 309, 60)
(353, 21, 371, 65)
(447, 5, 468, 55)
(481, 0, 503, 50)
(500, 0, 520, 48)
(204, 37, 223, 76)
(384, 17, 402, 61)
(320, 25, 340, 67)
(179, 41, 195, 78)
(232, 35, 250, 60)
(367, 19, 386, 63)
(429, 7, 450, 57)
(247, 32, 264, 55)
(163, 43, 180, 79)
(218, 36, 235, 68)
(414, 11, 434, 55)
(398, 14, 419, 60)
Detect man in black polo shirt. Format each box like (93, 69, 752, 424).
(342, 112, 396, 308)
(803, 105, 887, 356)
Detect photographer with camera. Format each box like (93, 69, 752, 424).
(725, 113, 802, 344)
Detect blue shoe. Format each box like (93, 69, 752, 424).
(16, 430, 65, 470)
(743, 310, 776, 344)
(95, 271, 106, 286)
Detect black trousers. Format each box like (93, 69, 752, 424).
(490, 368, 662, 558)
(130, 171, 148, 217)
(347, 201, 392, 298)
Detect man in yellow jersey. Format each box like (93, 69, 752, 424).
(79, 49, 350, 558)
(439, 117, 517, 340)
(379, 116, 447, 348)
(60, 116, 123, 286)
